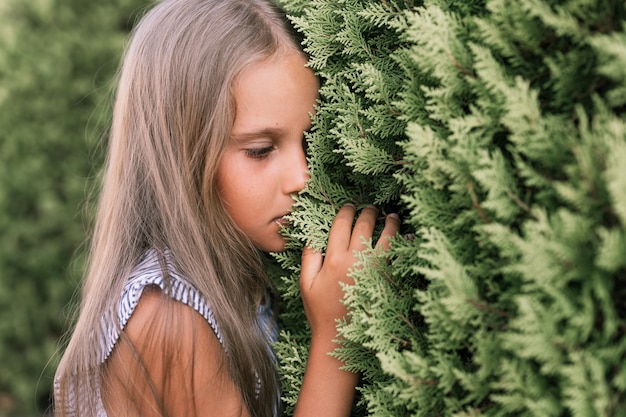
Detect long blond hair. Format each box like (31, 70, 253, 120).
(55, 1, 303, 415)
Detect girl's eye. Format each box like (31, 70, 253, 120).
(245, 146, 274, 160)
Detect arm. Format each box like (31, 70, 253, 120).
(101, 207, 399, 417)
(101, 288, 249, 417)
(295, 205, 400, 417)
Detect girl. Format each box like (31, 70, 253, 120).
(54, 0, 400, 416)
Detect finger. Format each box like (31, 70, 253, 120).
(300, 245, 323, 291)
(375, 213, 401, 252)
(326, 204, 357, 253)
(349, 206, 377, 250)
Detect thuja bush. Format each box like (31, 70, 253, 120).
(273, 0, 626, 416)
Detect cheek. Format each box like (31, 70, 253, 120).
(216, 178, 240, 209)
(216, 172, 255, 219)
(219, 165, 260, 199)
(215, 155, 238, 202)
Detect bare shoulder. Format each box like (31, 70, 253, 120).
(102, 286, 249, 417)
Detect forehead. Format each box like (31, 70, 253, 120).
(231, 53, 319, 136)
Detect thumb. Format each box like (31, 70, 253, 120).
(300, 245, 323, 291)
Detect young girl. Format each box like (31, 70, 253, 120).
(54, 0, 400, 416)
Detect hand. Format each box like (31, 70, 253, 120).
(299, 204, 400, 340)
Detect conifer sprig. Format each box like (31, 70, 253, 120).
(274, 0, 626, 415)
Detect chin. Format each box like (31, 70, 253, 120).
(263, 243, 287, 253)
(256, 238, 287, 253)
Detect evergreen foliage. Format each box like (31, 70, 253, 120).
(2, 0, 625, 415)
(275, 0, 626, 416)
(0, 0, 151, 414)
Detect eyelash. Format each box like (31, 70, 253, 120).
(244, 134, 309, 160)
(245, 146, 274, 160)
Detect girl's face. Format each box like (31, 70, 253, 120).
(216, 53, 319, 252)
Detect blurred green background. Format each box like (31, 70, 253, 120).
(0, 0, 152, 415)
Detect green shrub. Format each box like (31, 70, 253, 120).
(0, 0, 151, 414)
(274, 1, 626, 416)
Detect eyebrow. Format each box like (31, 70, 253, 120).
(231, 127, 287, 141)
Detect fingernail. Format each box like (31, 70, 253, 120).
(387, 213, 400, 221)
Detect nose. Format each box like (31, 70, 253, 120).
(283, 145, 309, 195)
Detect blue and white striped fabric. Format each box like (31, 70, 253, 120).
(97, 249, 227, 364)
(58, 248, 278, 416)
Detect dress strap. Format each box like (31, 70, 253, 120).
(96, 249, 224, 364)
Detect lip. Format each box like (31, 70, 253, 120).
(273, 213, 291, 226)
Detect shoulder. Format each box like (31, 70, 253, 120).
(123, 286, 221, 355)
(122, 285, 224, 366)
(125, 249, 223, 342)
(98, 249, 224, 363)
(103, 287, 249, 417)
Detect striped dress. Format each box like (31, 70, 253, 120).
(57, 248, 278, 416)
